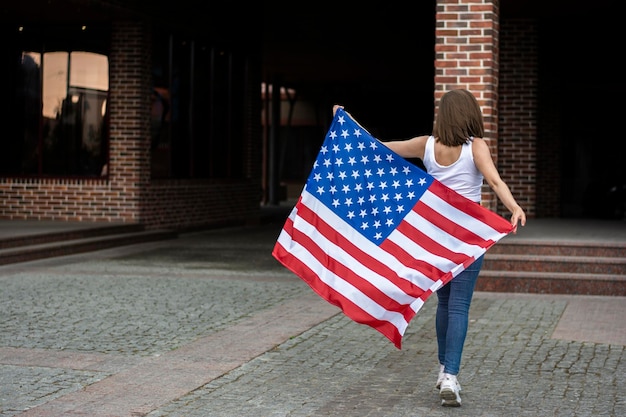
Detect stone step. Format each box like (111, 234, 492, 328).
(0, 229, 178, 265)
(483, 254, 626, 275)
(477, 270, 626, 296)
(490, 240, 626, 258)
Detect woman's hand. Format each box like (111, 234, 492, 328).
(333, 104, 344, 116)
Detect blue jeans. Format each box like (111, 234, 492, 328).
(435, 255, 484, 376)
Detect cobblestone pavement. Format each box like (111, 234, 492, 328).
(0, 222, 624, 417)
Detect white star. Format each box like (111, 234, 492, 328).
(360, 222, 369, 230)
(403, 166, 411, 174)
(392, 180, 401, 188)
(373, 154, 382, 163)
(338, 171, 347, 180)
(338, 115, 345, 125)
(332, 199, 340, 208)
(344, 198, 353, 206)
(379, 181, 388, 189)
(359, 209, 367, 218)
(341, 129, 349, 138)
(313, 172, 322, 181)
(348, 156, 357, 165)
(396, 205, 405, 213)
(341, 184, 351, 193)
(351, 170, 360, 179)
(357, 142, 366, 151)
(316, 186, 325, 195)
(346, 211, 355, 219)
(376, 168, 385, 177)
(386, 154, 394, 162)
(344, 142, 353, 152)
(326, 172, 334, 180)
(418, 177, 427, 186)
(394, 193, 402, 201)
(353, 129, 362, 137)
(389, 167, 398, 176)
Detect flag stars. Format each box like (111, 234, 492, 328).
(351, 170, 360, 179)
(332, 144, 341, 153)
(326, 172, 334, 180)
(368, 194, 377, 203)
(403, 166, 411, 175)
(337, 115, 346, 125)
(405, 178, 414, 187)
(357, 196, 366, 205)
(332, 199, 340, 208)
(364, 169, 373, 178)
(373, 219, 381, 228)
(316, 186, 325, 195)
(341, 129, 350, 138)
(378, 181, 388, 189)
(418, 177, 427, 186)
(386, 154, 394, 162)
(373, 154, 382, 163)
(394, 193, 403, 201)
(323, 158, 332, 168)
(396, 205, 405, 213)
(348, 156, 357, 165)
(353, 129, 362, 137)
(376, 168, 385, 177)
(338, 170, 347, 180)
(344, 198, 353, 206)
(392, 180, 401, 188)
(346, 211, 355, 219)
(360, 222, 369, 230)
(344, 143, 353, 152)
(357, 142, 366, 151)
(329, 185, 338, 194)
(341, 184, 351, 193)
(328, 132, 337, 141)
(360, 155, 370, 164)
(369, 142, 378, 150)
(359, 209, 367, 218)
(389, 167, 398, 176)
(313, 172, 322, 182)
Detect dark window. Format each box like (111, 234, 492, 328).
(1, 24, 110, 177)
(150, 29, 245, 179)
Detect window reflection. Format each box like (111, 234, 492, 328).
(4, 24, 110, 178)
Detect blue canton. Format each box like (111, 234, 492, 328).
(305, 109, 434, 244)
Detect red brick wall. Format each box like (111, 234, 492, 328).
(434, 0, 500, 211)
(498, 18, 538, 218)
(0, 19, 262, 229)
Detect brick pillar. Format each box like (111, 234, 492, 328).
(109, 21, 151, 222)
(435, 0, 500, 211)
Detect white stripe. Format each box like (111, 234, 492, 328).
(300, 191, 435, 291)
(421, 190, 509, 241)
(277, 211, 409, 335)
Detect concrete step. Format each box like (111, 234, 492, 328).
(480, 239, 626, 296)
(489, 240, 626, 257)
(0, 229, 178, 265)
(0, 223, 147, 249)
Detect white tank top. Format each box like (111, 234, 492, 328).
(423, 135, 483, 203)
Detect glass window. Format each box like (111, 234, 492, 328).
(150, 29, 245, 179)
(1, 24, 110, 177)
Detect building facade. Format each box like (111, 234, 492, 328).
(0, 0, 623, 230)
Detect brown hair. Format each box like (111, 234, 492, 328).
(432, 89, 485, 146)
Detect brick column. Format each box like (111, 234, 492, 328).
(435, 0, 500, 211)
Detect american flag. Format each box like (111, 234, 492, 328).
(272, 108, 514, 349)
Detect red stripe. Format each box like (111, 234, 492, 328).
(272, 226, 404, 349)
(296, 202, 425, 298)
(428, 181, 514, 234)
(394, 219, 469, 265)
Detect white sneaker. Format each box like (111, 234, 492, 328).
(439, 373, 462, 407)
(435, 364, 445, 389)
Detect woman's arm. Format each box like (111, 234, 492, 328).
(332, 104, 428, 159)
(472, 138, 526, 230)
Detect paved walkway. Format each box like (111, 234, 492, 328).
(0, 219, 625, 417)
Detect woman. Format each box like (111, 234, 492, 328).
(334, 89, 526, 407)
